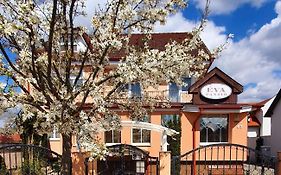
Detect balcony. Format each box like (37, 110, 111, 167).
(110, 90, 192, 103)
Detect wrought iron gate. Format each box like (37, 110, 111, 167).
(0, 144, 62, 174)
(85, 144, 159, 175)
(172, 143, 276, 175)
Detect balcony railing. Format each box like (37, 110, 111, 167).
(106, 90, 191, 103)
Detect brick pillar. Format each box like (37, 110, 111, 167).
(159, 151, 171, 175)
(278, 152, 281, 175)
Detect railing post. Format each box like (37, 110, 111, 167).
(277, 152, 281, 175)
(159, 151, 171, 175)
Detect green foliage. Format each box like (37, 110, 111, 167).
(16, 113, 49, 147)
(21, 160, 44, 175)
(162, 114, 181, 156)
(162, 114, 181, 175)
(0, 155, 8, 175)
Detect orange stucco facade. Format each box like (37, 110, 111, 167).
(47, 67, 252, 174)
(50, 109, 249, 156)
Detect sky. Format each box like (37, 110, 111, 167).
(3, 0, 281, 103)
(152, 0, 281, 102)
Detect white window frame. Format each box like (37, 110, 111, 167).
(199, 115, 229, 145)
(168, 77, 193, 102)
(136, 160, 146, 173)
(131, 127, 151, 146)
(104, 130, 121, 146)
(49, 127, 60, 141)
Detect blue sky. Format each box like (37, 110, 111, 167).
(153, 0, 281, 102)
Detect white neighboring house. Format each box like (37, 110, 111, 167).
(265, 89, 281, 157)
(247, 96, 275, 150)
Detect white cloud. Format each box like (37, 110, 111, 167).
(154, 13, 227, 50)
(193, 0, 268, 15)
(212, 1, 281, 102)
(154, 13, 195, 33)
(155, 2, 281, 102)
(275, 1, 281, 15)
(74, 0, 107, 29)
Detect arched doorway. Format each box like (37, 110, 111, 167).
(85, 144, 159, 175)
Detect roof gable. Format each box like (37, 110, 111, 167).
(189, 67, 243, 93)
(189, 67, 243, 105)
(265, 88, 281, 117)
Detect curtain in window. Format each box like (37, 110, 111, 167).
(200, 117, 228, 142)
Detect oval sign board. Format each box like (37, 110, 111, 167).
(200, 83, 232, 100)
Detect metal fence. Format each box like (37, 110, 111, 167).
(0, 144, 62, 175)
(85, 144, 159, 175)
(172, 143, 276, 175)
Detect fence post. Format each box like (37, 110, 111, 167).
(277, 152, 281, 175)
(159, 151, 171, 175)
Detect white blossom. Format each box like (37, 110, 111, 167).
(0, 0, 220, 165)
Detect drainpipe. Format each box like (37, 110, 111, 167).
(192, 110, 201, 175)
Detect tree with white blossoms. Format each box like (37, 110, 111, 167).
(0, 0, 227, 174)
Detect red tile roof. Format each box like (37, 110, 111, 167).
(82, 32, 214, 64)
(241, 97, 271, 108)
(0, 134, 21, 144)
(248, 116, 260, 127)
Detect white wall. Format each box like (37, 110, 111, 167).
(248, 127, 258, 137)
(247, 127, 259, 149)
(256, 97, 275, 136)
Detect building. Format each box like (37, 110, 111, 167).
(49, 32, 214, 156)
(44, 33, 255, 174)
(264, 89, 281, 157)
(247, 99, 268, 149)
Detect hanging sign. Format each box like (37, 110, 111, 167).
(200, 83, 232, 99)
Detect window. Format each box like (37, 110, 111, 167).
(105, 130, 121, 143)
(168, 77, 192, 102)
(181, 77, 192, 91)
(161, 114, 180, 127)
(161, 114, 181, 153)
(169, 82, 180, 102)
(49, 127, 60, 140)
(136, 161, 145, 173)
(200, 115, 228, 143)
(119, 83, 142, 99)
(70, 73, 84, 87)
(129, 83, 142, 99)
(132, 116, 151, 144)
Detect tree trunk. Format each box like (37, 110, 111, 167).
(61, 133, 72, 175)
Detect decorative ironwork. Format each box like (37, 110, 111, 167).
(85, 144, 159, 175)
(0, 144, 62, 175)
(172, 143, 276, 175)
